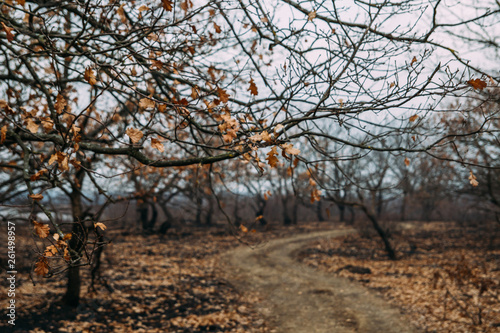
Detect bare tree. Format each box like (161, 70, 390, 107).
(1, 0, 499, 306)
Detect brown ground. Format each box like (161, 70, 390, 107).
(1, 221, 497, 332)
(297, 221, 500, 332)
(222, 228, 419, 333)
(0, 227, 270, 332)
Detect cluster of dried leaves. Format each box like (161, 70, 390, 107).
(299, 221, 500, 332)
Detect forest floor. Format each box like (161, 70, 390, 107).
(222, 228, 418, 333)
(0, 222, 331, 332)
(0, 221, 498, 332)
(298, 221, 500, 333)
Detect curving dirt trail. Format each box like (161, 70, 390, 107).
(221, 230, 419, 333)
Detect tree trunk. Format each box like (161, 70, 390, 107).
(147, 202, 158, 231)
(63, 188, 85, 307)
(347, 206, 355, 224)
(316, 200, 326, 222)
(159, 203, 173, 234)
(195, 195, 203, 225)
(90, 228, 104, 292)
(337, 203, 346, 223)
(205, 197, 214, 225)
(282, 196, 293, 225)
(256, 203, 267, 226)
(360, 206, 396, 260)
(376, 191, 383, 219)
(292, 199, 298, 225)
(137, 200, 149, 231)
(233, 195, 242, 227)
(400, 190, 407, 221)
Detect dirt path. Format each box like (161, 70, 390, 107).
(221, 229, 419, 333)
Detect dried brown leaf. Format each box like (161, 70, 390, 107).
(213, 22, 222, 34)
(34, 257, 49, 276)
(94, 222, 107, 230)
(1, 125, 7, 143)
(468, 171, 479, 187)
(33, 220, 50, 238)
(1, 22, 14, 42)
(307, 11, 317, 21)
(84, 67, 97, 86)
(29, 193, 43, 201)
(139, 97, 156, 109)
(281, 143, 300, 156)
(126, 127, 144, 144)
(54, 94, 67, 114)
(266, 146, 279, 168)
(161, 0, 173, 11)
(151, 138, 165, 152)
(217, 88, 230, 104)
(26, 118, 39, 133)
(467, 78, 487, 90)
(409, 114, 419, 122)
(248, 78, 258, 96)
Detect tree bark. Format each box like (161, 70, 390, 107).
(400, 190, 407, 221)
(195, 195, 203, 225)
(63, 189, 85, 307)
(148, 202, 158, 231)
(205, 197, 214, 225)
(337, 203, 346, 223)
(316, 200, 326, 222)
(359, 205, 396, 260)
(137, 200, 149, 231)
(282, 196, 293, 226)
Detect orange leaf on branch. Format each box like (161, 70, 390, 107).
(213, 22, 222, 34)
(467, 78, 487, 90)
(33, 221, 50, 238)
(41, 117, 54, 132)
(409, 114, 418, 122)
(29, 193, 44, 201)
(26, 118, 39, 133)
(280, 143, 300, 158)
(139, 97, 156, 110)
(48, 152, 70, 171)
(151, 138, 165, 152)
(0, 125, 6, 143)
(468, 171, 479, 187)
(310, 188, 322, 203)
(30, 169, 47, 181)
(94, 222, 107, 230)
(217, 88, 230, 104)
(248, 78, 258, 96)
(34, 257, 49, 276)
(266, 146, 279, 168)
(307, 11, 317, 22)
(54, 94, 67, 114)
(1, 22, 15, 42)
(84, 67, 97, 86)
(126, 127, 144, 144)
(117, 4, 127, 24)
(43, 245, 58, 257)
(150, 60, 164, 70)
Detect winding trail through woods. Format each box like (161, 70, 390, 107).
(221, 229, 419, 333)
